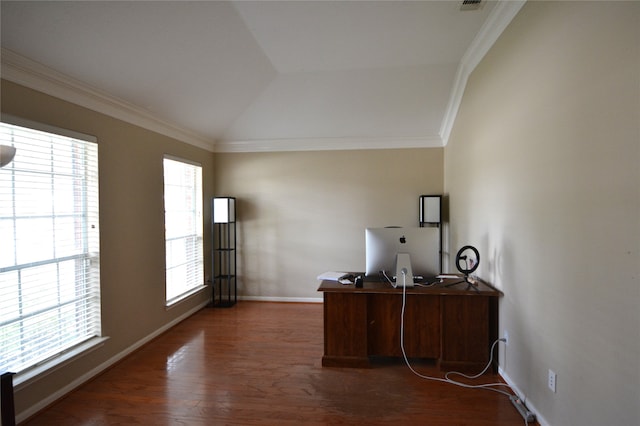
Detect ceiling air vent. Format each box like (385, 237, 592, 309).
(460, 0, 483, 11)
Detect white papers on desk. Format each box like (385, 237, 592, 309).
(317, 271, 349, 281)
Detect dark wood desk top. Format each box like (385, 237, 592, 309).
(318, 274, 502, 297)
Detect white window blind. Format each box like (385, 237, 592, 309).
(0, 121, 101, 375)
(163, 157, 204, 305)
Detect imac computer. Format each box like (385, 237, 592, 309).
(365, 227, 440, 287)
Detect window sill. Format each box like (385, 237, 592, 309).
(13, 336, 109, 391)
(165, 284, 208, 309)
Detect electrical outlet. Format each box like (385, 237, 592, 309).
(503, 330, 509, 346)
(548, 369, 557, 393)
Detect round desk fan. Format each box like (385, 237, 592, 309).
(446, 245, 480, 291)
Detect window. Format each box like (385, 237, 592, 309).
(0, 120, 101, 376)
(163, 156, 204, 305)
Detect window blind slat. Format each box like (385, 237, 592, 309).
(0, 121, 101, 375)
(163, 157, 203, 304)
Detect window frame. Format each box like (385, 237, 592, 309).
(162, 155, 205, 306)
(0, 116, 105, 386)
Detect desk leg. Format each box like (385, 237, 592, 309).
(322, 292, 370, 368)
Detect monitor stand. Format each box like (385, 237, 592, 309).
(393, 253, 414, 288)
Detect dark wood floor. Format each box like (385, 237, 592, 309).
(24, 302, 528, 425)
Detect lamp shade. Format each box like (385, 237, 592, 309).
(419, 195, 441, 225)
(0, 145, 16, 168)
(213, 197, 236, 223)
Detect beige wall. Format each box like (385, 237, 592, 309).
(215, 149, 443, 299)
(445, 2, 639, 425)
(1, 80, 214, 419)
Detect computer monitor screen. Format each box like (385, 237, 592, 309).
(365, 227, 440, 280)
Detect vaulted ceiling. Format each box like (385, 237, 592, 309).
(1, 1, 524, 152)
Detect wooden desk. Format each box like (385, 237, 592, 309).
(318, 277, 501, 371)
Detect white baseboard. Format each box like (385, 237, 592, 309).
(15, 300, 209, 423)
(499, 367, 550, 426)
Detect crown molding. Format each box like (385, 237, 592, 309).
(440, 0, 526, 145)
(1, 48, 215, 152)
(215, 135, 443, 153)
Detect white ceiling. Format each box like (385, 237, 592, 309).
(0, 1, 523, 152)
